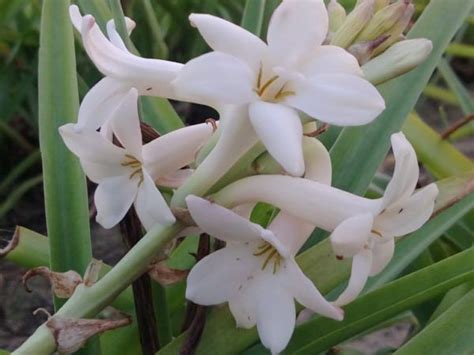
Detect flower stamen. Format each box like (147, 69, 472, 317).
(253, 242, 282, 274)
(121, 154, 144, 187)
(371, 229, 383, 238)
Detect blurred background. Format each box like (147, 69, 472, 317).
(0, 0, 472, 352)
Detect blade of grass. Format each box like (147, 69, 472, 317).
(329, 0, 474, 196)
(0, 175, 42, 219)
(142, 0, 169, 59)
(0, 150, 40, 194)
(241, 0, 266, 36)
(437, 58, 474, 115)
(75, 0, 111, 30)
(403, 113, 474, 179)
(39, 1, 98, 353)
(394, 289, 474, 355)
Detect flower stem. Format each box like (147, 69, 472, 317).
(13, 222, 184, 355)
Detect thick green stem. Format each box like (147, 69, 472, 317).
(13, 223, 184, 355)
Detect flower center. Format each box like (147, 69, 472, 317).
(253, 241, 282, 274)
(121, 154, 144, 187)
(254, 64, 295, 103)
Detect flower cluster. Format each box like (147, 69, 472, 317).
(63, 0, 437, 353)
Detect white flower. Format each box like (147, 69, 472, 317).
(330, 132, 439, 305)
(185, 138, 340, 354)
(185, 195, 343, 355)
(59, 88, 214, 230)
(211, 133, 438, 306)
(173, 0, 385, 176)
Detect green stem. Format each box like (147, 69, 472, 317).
(39, 0, 94, 312)
(108, 0, 136, 52)
(446, 43, 474, 58)
(13, 223, 184, 355)
(152, 283, 173, 347)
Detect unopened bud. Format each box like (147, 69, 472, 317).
(348, 35, 389, 64)
(328, 0, 347, 33)
(356, 0, 411, 42)
(375, 0, 390, 11)
(362, 38, 433, 85)
(373, 2, 415, 56)
(331, 0, 375, 48)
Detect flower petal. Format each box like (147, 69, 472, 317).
(59, 123, 125, 166)
(267, 0, 328, 67)
(268, 213, 315, 256)
(80, 160, 129, 183)
(186, 195, 263, 243)
(111, 88, 143, 159)
(95, 175, 137, 229)
(300, 45, 363, 78)
(78, 13, 182, 99)
(334, 249, 373, 306)
(76, 77, 131, 132)
(134, 171, 175, 230)
(375, 183, 438, 238)
(330, 213, 373, 258)
(286, 74, 385, 126)
(156, 169, 194, 189)
(106, 18, 136, 51)
(189, 14, 266, 72)
(143, 122, 214, 179)
(256, 281, 295, 354)
(249, 101, 304, 177)
(302, 137, 332, 184)
(186, 244, 256, 305)
(213, 175, 382, 232)
(283, 259, 344, 320)
(382, 132, 419, 208)
(173, 52, 255, 105)
(370, 239, 395, 276)
(229, 286, 258, 329)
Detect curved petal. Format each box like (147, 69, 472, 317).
(106, 18, 136, 51)
(267, 0, 328, 67)
(256, 281, 296, 354)
(213, 175, 382, 232)
(186, 244, 256, 305)
(249, 102, 304, 177)
(283, 259, 344, 320)
(156, 169, 194, 189)
(301, 45, 363, 78)
(302, 137, 332, 184)
(111, 88, 143, 159)
(185, 195, 263, 243)
(134, 171, 175, 230)
(229, 286, 258, 329)
(76, 77, 131, 132)
(78, 14, 182, 99)
(334, 249, 373, 306)
(382, 132, 419, 208)
(330, 213, 373, 258)
(173, 52, 255, 105)
(268, 213, 315, 256)
(143, 122, 214, 179)
(370, 239, 395, 276)
(95, 175, 137, 229)
(375, 183, 438, 238)
(81, 160, 129, 183)
(59, 123, 125, 166)
(189, 14, 266, 72)
(286, 74, 385, 126)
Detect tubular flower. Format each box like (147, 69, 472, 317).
(185, 195, 343, 355)
(59, 88, 214, 230)
(211, 134, 438, 306)
(330, 132, 438, 305)
(173, 0, 385, 176)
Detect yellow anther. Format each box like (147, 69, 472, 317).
(371, 229, 383, 237)
(258, 75, 280, 96)
(253, 242, 282, 274)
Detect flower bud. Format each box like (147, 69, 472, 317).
(375, 0, 390, 11)
(356, 0, 411, 42)
(331, 0, 375, 48)
(348, 35, 389, 64)
(328, 0, 347, 33)
(373, 2, 415, 56)
(362, 38, 433, 85)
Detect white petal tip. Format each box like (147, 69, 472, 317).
(82, 15, 96, 31)
(331, 306, 345, 321)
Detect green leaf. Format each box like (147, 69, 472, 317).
(395, 289, 474, 355)
(329, 0, 474, 195)
(283, 249, 474, 354)
(75, 0, 111, 31)
(39, 0, 93, 303)
(241, 0, 266, 36)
